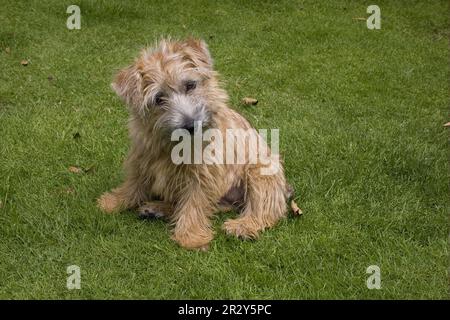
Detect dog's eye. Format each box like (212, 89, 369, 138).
(185, 80, 197, 93)
(154, 92, 164, 106)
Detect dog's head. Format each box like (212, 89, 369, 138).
(112, 38, 226, 135)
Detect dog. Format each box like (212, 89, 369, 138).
(97, 38, 292, 250)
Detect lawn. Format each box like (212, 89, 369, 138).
(0, 0, 448, 299)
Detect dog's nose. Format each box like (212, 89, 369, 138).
(182, 118, 203, 134)
(185, 123, 195, 134)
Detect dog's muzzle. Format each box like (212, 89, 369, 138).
(169, 94, 211, 134)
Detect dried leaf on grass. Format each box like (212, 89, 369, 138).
(68, 166, 83, 174)
(242, 97, 258, 105)
(290, 200, 303, 216)
(64, 187, 75, 194)
(68, 165, 96, 174)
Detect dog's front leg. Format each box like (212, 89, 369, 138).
(171, 188, 215, 250)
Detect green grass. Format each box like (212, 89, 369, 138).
(0, 0, 448, 299)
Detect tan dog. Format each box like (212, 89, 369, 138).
(97, 38, 291, 250)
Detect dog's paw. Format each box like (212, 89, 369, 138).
(171, 233, 212, 251)
(222, 218, 260, 240)
(97, 192, 122, 213)
(138, 204, 165, 220)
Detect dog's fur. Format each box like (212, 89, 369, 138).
(97, 38, 291, 249)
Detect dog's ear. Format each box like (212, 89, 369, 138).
(111, 64, 143, 107)
(183, 38, 213, 70)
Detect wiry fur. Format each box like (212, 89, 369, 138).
(97, 38, 291, 250)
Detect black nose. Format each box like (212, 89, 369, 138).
(185, 123, 195, 134)
(182, 118, 198, 134)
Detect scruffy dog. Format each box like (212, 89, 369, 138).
(97, 38, 291, 250)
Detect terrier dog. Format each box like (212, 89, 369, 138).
(97, 38, 292, 250)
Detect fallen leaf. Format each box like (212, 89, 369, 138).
(48, 75, 54, 81)
(290, 200, 303, 216)
(5, 47, 10, 54)
(65, 187, 75, 194)
(444, 122, 450, 127)
(242, 97, 258, 105)
(68, 166, 83, 174)
(20, 59, 29, 66)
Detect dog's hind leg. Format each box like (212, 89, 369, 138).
(222, 165, 288, 239)
(98, 147, 155, 213)
(97, 179, 150, 214)
(97, 177, 155, 215)
(138, 201, 173, 220)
